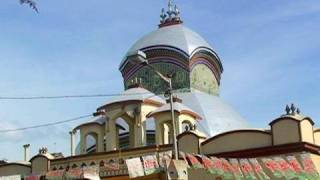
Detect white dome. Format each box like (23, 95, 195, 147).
(128, 24, 214, 55)
(176, 91, 250, 136)
(120, 24, 216, 68)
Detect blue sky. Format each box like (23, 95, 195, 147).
(0, 0, 320, 161)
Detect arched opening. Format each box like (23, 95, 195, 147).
(115, 118, 131, 149)
(86, 132, 98, 153)
(163, 122, 173, 144)
(182, 120, 193, 132)
(146, 117, 156, 146)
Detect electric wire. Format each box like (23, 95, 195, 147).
(0, 92, 157, 100)
(0, 114, 92, 133)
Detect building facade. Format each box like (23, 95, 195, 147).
(1, 1, 320, 180)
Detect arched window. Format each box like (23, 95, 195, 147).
(81, 163, 87, 168)
(99, 160, 105, 167)
(86, 132, 98, 153)
(116, 118, 130, 149)
(182, 120, 192, 132)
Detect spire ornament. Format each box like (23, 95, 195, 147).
(285, 105, 290, 115)
(290, 103, 296, 115)
(160, 8, 167, 23)
(284, 103, 302, 116)
(159, 0, 183, 28)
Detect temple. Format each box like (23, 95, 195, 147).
(1, 1, 320, 180)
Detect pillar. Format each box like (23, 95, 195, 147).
(97, 132, 104, 152)
(80, 131, 87, 154)
(106, 119, 117, 151)
(155, 121, 163, 145)
(69, 130, 76, 156)
(133, 112, 146, 147)
(23, 144, 30, 161)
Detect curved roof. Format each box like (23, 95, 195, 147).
(98, 87, 165, 110)
(120, 24, 216, 67)
(176, 91, 250, 136)
(74, 115, 126, 131)
(147, 101, 202, 120)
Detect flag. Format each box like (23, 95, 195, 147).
(300, 153, 320, 179)
(286, 155, 307, 179)
(201, 155, 215, 174)
(220, 158, 235, 179)
(65, 168, 83, 180)
(210, 157, 224, 176)
(273, 157, 296, 179)
(125, 158, 145, 178)
(249, 158, 270, 180)
(239, 159, 257, 180)
(261, 158, 283, 178)
(142, 155, 161, 175)
(179, 152, 190, 168)
(0, 175, 21, 180)
(82, 166, 100, 180)
(46, 170, 65, 180)
(186, 153, 203, 169)
(25, 175, 41, 180)
(159, 151, 172, 168)
(229, 158, 244, 180)
(104, 160, 120, 171)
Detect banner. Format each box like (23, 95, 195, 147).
(186, 153, 203, 169)
(286, 155, 307, 179)
(239, 159, 257, 180)
(210, 157, 224, 176)
(46, 170, 64, 180)
(0, 175, 21, 180)
(25, 175, 41, 180)
(261, 158, 283, 178)
(218, 158, 233, 179)
(179, 151, 190, 168)
(142, 155, 160, 175)
(82, 166, 100, 180)
(104, 160, 120, 171)
(300, 153, 320, 179)
(201, 155, 215, 174)
(65, 168, 83, 180)
(273, 157, 296, 179)
(159, 150, 172, 168)
(229, 158, 244, 180)
(125, 158, 145, 178)
(249, 158, 270, 180)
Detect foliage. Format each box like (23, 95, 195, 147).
(19, 0, 38, 13)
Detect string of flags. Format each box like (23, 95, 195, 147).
(1, 152, 318, 180)
(124, 151, 320, 179)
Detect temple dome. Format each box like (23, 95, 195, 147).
(120, 24, 217, 67)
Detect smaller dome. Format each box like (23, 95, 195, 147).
(147, 101, 202, 120)
(97, 87, 165, 110)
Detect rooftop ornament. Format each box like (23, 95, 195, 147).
(285, 103, 301, 116)
(159, 0, 183, 28)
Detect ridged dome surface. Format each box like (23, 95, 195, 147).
(120, 24, 216, 67)
(176, 91, 250, 136)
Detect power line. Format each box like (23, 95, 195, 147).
(0, 92, 156, 100)
(0, 114, 92, 133)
